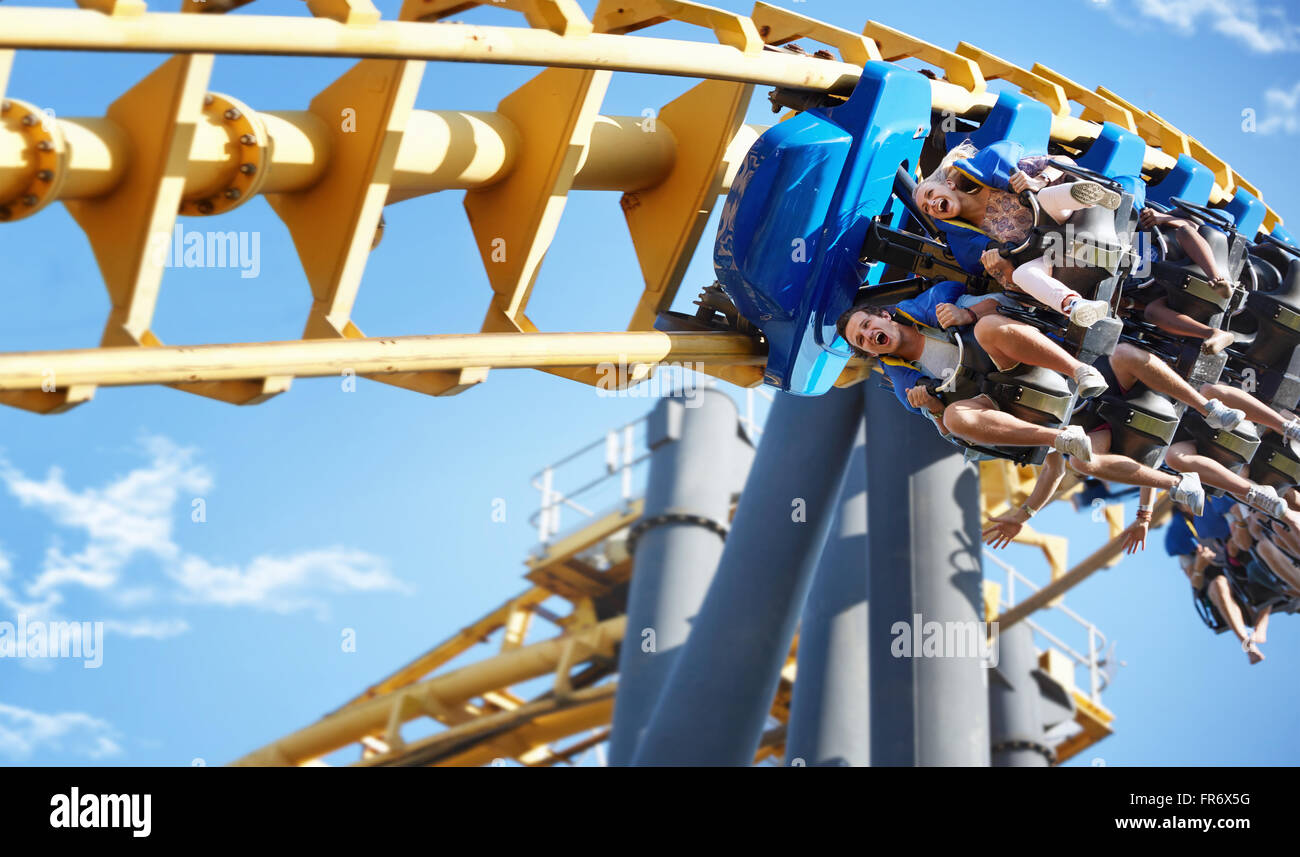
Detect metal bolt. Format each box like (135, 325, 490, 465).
(223, 107, 241, 121)
(0, 206, 10, 220)
(203, 94, 215, 107)
(239, 163, 256, 175)
(239, 133, 256, 145)
(37, 170, 53, 182)
(21, 194, 37, 206)
(197, 200, 214, 214)
(37, 140, 53, 152)
(20, 114, 36, 127)
(0, 100, 10, 112)
(224, 188, 241, 200)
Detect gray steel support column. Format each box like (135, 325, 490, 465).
(989, 622, 1051, 767)
(784, 411, 869, 767)
(864, 381, 989, 767)
(631, 385, 863, 766)
(607, 390, 753, 765)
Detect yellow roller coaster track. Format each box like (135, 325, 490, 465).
(2, 0, 1238, 766)
(0, 0, 1281, 413)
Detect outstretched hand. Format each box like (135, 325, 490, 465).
(1120, 519, 1148, 554)
(982, 513, 1026, 549)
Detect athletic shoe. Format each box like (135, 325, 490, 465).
(1052, 424, 1093, 463)
(1172, 472, 1205, 517)
(1069, 180, 1123, 210)
(1066, 298, 1109, 329)
(1073, 364, 1108, 399)
(1284, 419, 1300, 444)
(1204, 399, 1245, 432)
(1245, 484, 1288, 520)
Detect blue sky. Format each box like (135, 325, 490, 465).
(0, 0, 1297, 766)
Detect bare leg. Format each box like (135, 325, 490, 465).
(1165, 440, 1256, 498)
(1254, 604, 1272, 644)
(1200, 382, 1288, 434)
(1165, 216, 1230, 286)
(1142, 296, 1233, 352)
(1207, 576, 1261, 663)
(974, 314, 1085, 375)
(1255, 538, 1300, 595)
(1109, 343, 1211, 415)
(941, 397, 1061, 447)
(1065, 429, 1180, 489)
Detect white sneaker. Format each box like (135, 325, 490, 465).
(1204, 399, 1245, 432)
(1052, 424, 1093, 463)
(1066, 298, 1109, 329)
(1073, 364, 1108, 399)
(1284, 419, 1300, 444)
(1172, 472, 1205, 516)
(1245, 484, 1288, 520)
(1069, 180, 1123, 210)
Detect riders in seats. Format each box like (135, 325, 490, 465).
(1125, 206, 1241, 354)
(1166, 496, 1270, 664)
(912, 139, 1114, 328)
(1076, 343, 1294, 519)
(836, 279, 1108, 459)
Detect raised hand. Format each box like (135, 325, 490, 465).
(983, 512, 1026, 549)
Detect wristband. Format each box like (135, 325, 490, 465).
(1018, 503, 1038, 519)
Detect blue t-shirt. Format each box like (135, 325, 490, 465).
(1163, 495, 1235, 557)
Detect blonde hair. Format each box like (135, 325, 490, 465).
(914, 140, 979, 202)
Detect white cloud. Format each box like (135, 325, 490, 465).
(0, 436, 408, 632)
(1124, 0, 1299, 53)
(103, 618, 190, 639)
(2, 436, 206, 599)
(172, 549, 407, 617)
(0, 702, 122, 760)
(1257, 81, 1300, 133)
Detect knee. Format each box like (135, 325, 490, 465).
(1210, 575, 1231, 599)
(1200, 382, 1226, 399)
(942, 405, 968, 435)
(1067, 454, 1098, 477)
(973, 314, 1003, 342)
(1110, 342, 1141, 373)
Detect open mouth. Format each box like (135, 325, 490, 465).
(934, 197, 950, 216)
(872, 331, 889, 349)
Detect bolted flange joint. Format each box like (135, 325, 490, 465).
(179, 91, 270, 218)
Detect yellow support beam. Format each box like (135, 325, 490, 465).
(233, 615, 627, 765)
(996, 494, 1173, 630)
(750, 1, 880, 66)
(405, 0, 591, 35)
(593, 0, 764, 54)
(954, 42, 1068, 117)
(1029, 63, 1136, 131)
(0, 330, 766, 392)
(862, 20, 985, 94)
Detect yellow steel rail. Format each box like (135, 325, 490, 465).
(0, 330, 765, 392)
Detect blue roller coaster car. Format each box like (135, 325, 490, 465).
(712, 62, 932, 396)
